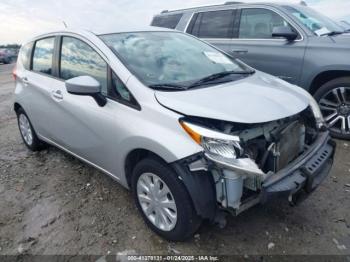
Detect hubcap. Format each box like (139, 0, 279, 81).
(319, 87, 350, 135)
(137, 173, 177, 231)
(19, 114, 33, 145)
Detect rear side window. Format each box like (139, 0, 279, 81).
(60, 37, 108, 95)
(32, 37, 55, 75)
(187, 10, 235, 38)
(19, 42, 33, 70)
(151, 14, 183, 29)
(239, 8, 294, 39)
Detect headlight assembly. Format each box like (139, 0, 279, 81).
(308, 95, 325, 128)
(180, 121, 242, 159)
(289, 84, 325, 129)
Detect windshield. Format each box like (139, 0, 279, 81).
(100, 32, 249, 88)
(283, 5, 344, 36)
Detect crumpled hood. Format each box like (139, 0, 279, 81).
(155, 72, 310, 124)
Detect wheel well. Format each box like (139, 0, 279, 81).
(309, 70, 350, 95)
(14, 102, 22, 113)
(124, 149, 168, 188)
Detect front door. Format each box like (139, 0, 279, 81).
(47, 36, 117, 173)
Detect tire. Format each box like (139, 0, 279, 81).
(131, 157, 201, 241)
(314, 77, 350, 140)
(16, 107, 47, 151)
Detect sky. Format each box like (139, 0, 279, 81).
(0, 0, 349, 45)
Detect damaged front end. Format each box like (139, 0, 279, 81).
(176, 105, 335, 219)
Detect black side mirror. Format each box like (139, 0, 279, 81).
(272, 26, 298, 41)
(65, 76, 107, 107)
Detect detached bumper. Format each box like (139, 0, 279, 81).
(260, 132, 336, 205)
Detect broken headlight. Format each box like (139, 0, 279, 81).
(180, 121, 242, 159)
(289, 84, 325, 128)
(308, 95, 325, 128)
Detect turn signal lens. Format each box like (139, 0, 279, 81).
(180, 121, 202, 144)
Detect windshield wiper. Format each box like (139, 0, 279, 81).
(320, 31, 344, 36)
(187, 70, 255, 89)
(149, 83, 187, 91)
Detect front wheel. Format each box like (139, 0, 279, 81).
(314, 77, 350, 140)
(131, 157, 201, 241)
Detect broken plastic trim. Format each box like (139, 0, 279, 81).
(205, 153, 267, 179)
(204, 131, 333, 194)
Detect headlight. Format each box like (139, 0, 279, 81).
(289, 84, 325, 128)
(180, 121, 242, 159)
(308, 95, 325, 128)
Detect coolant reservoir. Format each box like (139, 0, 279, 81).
(223, 169, 243, 209)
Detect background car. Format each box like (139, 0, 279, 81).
(0, 49, 16, 64)
(152, 1, 350, 140)
(339, 20, 350, 31)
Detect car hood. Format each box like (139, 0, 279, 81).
(155, 72, 310, 124)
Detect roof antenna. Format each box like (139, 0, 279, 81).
(62, 21, 68, 28)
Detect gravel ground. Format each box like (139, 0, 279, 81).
(0, 64, 349, 257)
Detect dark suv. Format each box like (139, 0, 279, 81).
(152, 2, 350, 139)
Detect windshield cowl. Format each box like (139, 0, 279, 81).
(148, 70, 255, 91)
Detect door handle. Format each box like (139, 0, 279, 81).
(52, 90, 63, 100)
(232, 49, 248, 54)
(22, 77, 29, 85)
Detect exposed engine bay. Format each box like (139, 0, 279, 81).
(182, 107, 321, 213)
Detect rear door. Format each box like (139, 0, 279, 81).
(230, 7, 307, 85)
(186, 9, 237, 53)
(23, 37, 57, 138)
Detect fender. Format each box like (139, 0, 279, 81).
(171, 153, 217, 221)
(302, 65, 350, 92)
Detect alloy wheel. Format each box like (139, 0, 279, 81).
(319, 87, 350, 135)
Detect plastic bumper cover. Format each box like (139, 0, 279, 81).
(260, 132, 336, 205)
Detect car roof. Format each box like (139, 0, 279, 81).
(94, 25, 175, 35)
(22, 26, 175, 45)
(155, 2, 302, 15)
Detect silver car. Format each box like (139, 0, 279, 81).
(13, 27, 335, 241)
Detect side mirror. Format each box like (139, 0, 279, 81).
(272, 26, 298, 41)
(65, 76, 107, 107)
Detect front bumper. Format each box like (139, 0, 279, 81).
(260, 131, 336, 205)
(173, 131, 335, 220)
(205, 131, 336, 214)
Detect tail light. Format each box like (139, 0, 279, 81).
(12, 64, 17, 81)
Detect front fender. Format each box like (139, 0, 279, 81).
(117, 135, 202, 187)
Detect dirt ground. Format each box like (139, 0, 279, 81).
(0, 63, 349, 257)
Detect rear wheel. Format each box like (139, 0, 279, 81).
(314, 77, 350, 140)
(131, 157, 201, 241)
(16, 108, 47, 151)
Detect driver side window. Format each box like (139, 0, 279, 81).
(60, 37, 108, 95)
(239, 8, 297, 39)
